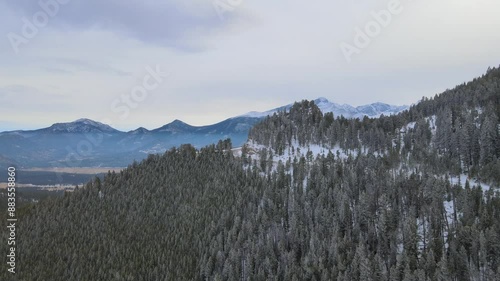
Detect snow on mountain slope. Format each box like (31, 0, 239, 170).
(38, 118, 120, 133)
(239, 97, 408, 119)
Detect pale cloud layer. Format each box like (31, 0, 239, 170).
(1, 0, 499, 131)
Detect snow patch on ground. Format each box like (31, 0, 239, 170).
(417, 218, 428, 253)
(449, 174, 495, 192)
(244, 140, 359, 166)
(425, 115, 437, 135)
(443, 199, 455, 224)
(407, 122, 416, 130)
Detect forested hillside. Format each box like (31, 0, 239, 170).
(249, 66, 500, 185)
(1, 67, 499, 280)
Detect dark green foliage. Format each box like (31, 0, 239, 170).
(1, 66, 500, 280)
(250, 66, 500, 185)
(1, 143, 267, 280)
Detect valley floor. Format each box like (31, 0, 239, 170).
(22, 167, 124, 174)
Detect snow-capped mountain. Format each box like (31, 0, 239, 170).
(128, 127, 151, 134)
(240, 97, 408, 119)
(37, 118, 120, 134)
(154, 119, 196, 134)
(0, 98, 409, 169)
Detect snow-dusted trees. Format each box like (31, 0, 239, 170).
(1, 66, 500, 280)
(479, 112, 499, 166)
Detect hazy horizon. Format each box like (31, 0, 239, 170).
(1, 96, 411, 132)
(1, 0, 499, 131)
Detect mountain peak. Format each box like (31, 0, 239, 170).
(73, 118, 108, 126)
(240, 98, 408, 119)
(171, 119, 187, 125)
(153, 119, 194, 133)
(42, 118, 119, 133)
(314, 97, 330, 104)
(74, 118, 95, 123)
(129, 127, 150, 134)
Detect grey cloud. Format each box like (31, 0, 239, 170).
(42, 66, 74, 74)
(4, 0, 238, 52)
(0, 85, 72, 109)
(51, 58, 133, 76)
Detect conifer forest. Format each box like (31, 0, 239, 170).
(1, 67, 500, 280)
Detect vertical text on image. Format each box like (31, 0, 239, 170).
(6, 167, 17, 274)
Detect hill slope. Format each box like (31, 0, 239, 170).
(1, 66, 499, 280)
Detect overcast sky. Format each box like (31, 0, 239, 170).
(1, 0, 499, 131)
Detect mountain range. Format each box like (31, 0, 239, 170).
(0, 98, 408, 169)
(240, 97, 408, 119)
